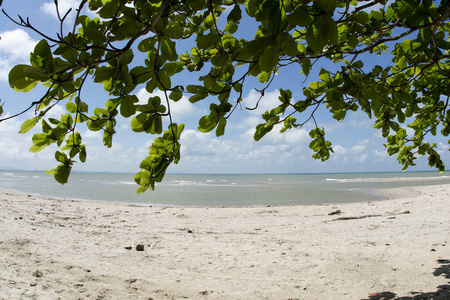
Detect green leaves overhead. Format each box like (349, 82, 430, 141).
(306, 14, 338, 54)
(259, 46, 279, 72)
(9, 65, 42, 92)
(135, 123, 184, 193)
(120, 95, 138, 118)
(45, 151, 73, 184)
(4, 0, 450, 192)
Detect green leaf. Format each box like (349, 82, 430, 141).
(186, 85, 207, 94)
(9, 65, 39, 92)
(228, 4, 242, 23)
(186, 0, 207, 10)
(30, 39, 54, 73)
(138, 36, 157, 52)
(103, 130, 113, 148)
(301, 58, 311, 75)
(246, 0, 258, 17)
(258, 71, 271, 83)
(46, 164, 72, 185)
(164, 24, 184, 39)
(198, 114, 218, 132)
(259, 46, 279, 72)
(169, 89, 183, 101)
(281, 35, 299, 57)
(353, 11, 369, 24)
(238, 37, 272, 61)
(131, 113, 163, 134)
(55, 151, 68, 163)
(254, 123, 273, 141)
(289, 8, 313, 27)
(306, 14, 338, 54)
(196, 31, 220, 50)
(79, 145, 87, 163)
(135, 171, 151, 194)
(29, 133, 51, 153)
(66, 102, 78, 114)
(313, 0, 337, 13)
(94, 66, 116, 83)
(160, 36, 178, 61)
(216, 116, 226, 137)
(120, 95, 137, 118)
(20, 116, 41, 134)
(156, 70, 171, 89)
(130, 66, 153, 84)
(22, 66, 49, 81)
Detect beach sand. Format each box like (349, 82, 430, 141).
(0, 184, 449, 300)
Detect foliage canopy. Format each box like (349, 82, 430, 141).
(1, 0, 450, 192)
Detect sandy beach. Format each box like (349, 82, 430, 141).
(0, 184, 449, 300)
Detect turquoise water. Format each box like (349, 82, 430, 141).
(0, 171, 449, 207)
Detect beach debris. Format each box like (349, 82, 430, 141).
(330, 210, 411, 221)
(32, 270, 44, 278)
(199, 290, 212, 295)
(328, 209, 342, 215)
(331, 214, 382, 221)
(148, 240, 162, 249)
(394, 210, 410, 215)
(136, 244, 145, 251)
(124, 246, 132, 250)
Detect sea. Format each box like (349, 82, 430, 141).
(1, 170, 449, 207)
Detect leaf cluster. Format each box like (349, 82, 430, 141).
(2, 0, 450, 191)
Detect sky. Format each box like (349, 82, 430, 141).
(0, 0, 449, 175)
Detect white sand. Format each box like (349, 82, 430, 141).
(0, 184, 449, 299)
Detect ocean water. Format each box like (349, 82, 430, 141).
(0, 171, 449, 207)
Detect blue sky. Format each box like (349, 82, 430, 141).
(0, 0, 449, 174)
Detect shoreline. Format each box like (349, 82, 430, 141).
(2, 170, 450, 207)
(1, 184, 449, 299)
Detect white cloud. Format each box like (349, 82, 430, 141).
(0, 29, 38, 81)
(405, 126, 415, 137)
(0, 131, 57, 170)
(177, 122, 311, 173)
(437, 142, 450, 155)
(243, 89, 281, 117)
(355, 154, 368, 163)
(0, 114, 22, 136)
(333, 145, 347, 155)
(41, 0, 80, 20)
(350, 139, 369, 153)
(241, 123, 309, 147)
(44, 104, 66, 119)
(0, 137, 34, 160)
(373, 149, 390, 162)
(82, 130, 102, 140)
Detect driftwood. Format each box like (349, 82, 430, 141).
(331, 210, 410, 221)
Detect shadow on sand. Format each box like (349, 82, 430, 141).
(362, 259, 450, 300)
